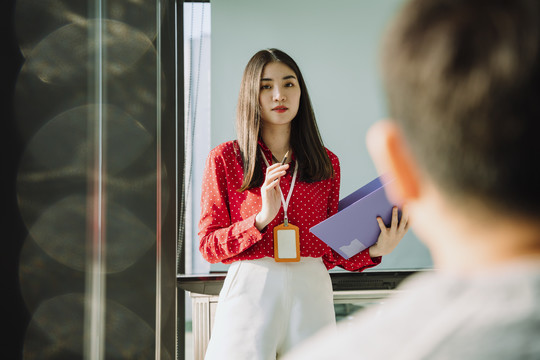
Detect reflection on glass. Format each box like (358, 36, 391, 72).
(15, 0, 173, 358)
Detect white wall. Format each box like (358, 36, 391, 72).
(211, 0, 432, 270)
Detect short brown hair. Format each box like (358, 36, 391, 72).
(236, 48, 333, 191)
(382, 0, 540, 216)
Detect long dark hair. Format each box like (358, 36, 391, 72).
(236, 48, 334, 191)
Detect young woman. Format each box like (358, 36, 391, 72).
(198, 48, 409, 359)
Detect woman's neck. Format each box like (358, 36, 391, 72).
(261, 125, 291, 162)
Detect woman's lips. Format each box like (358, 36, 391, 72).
(272, 106, 288, 113)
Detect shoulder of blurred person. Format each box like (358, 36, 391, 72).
(284, 264, 540, 359)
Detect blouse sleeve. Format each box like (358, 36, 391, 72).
(198, 149, 263, 264)
(321, 154, 382, 272)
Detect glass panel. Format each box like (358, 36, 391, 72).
(182, 0, 433, 279)
(183, 3, 211, 359)
(179, 1, 432, 358)
(182, 1, 211, 276)
(14, 0, 177, 358)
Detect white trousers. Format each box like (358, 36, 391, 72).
(204, 257, 336, 360)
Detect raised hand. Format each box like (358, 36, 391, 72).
(255, 162, 290, 231)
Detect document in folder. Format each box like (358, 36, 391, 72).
(310, 176, 396, 259)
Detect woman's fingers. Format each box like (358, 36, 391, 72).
(266, 162, 289, 172)
(398, 205, 410, 231)
(264, 164, 289, 184)
(377, 205, 410, 233)
(376, 216, 387, 232)
(257, 163, 289, 228)
(391, 206, 399, 228)
(265, 171, 287, 185)
(260, 163, 289, 199)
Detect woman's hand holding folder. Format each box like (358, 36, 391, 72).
(368, 205, 410, 258)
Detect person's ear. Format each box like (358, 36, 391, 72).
(366, 120, 421, 204)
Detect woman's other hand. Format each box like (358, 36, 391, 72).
(255, 162, 289, 231)
(369, 205, 410, 258)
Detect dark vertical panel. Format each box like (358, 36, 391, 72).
(4, 0, 182, 358)
(2, 0, 28, 358)
(160, 0, 184, 358)
(9, 0, 180, 358)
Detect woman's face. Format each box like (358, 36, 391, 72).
(259, 61, 301, 128)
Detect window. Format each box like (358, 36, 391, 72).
(181, 2, 211, 359)
(182, 1, 212, 277)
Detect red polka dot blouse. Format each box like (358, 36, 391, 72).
(198, 139, 381, 271)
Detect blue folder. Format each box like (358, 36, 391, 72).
(310, 176, 396, 259)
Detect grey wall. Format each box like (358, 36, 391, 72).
(211, 0, 432, 270)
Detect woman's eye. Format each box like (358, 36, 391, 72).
(284, 82, 294, 87)
(261, 84, 271, 90)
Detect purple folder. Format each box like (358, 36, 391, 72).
(310, 176, 396, 259)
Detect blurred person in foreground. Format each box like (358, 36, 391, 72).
(284, 0, 540, 358)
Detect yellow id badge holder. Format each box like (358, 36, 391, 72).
(273, 221, 301, 262)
